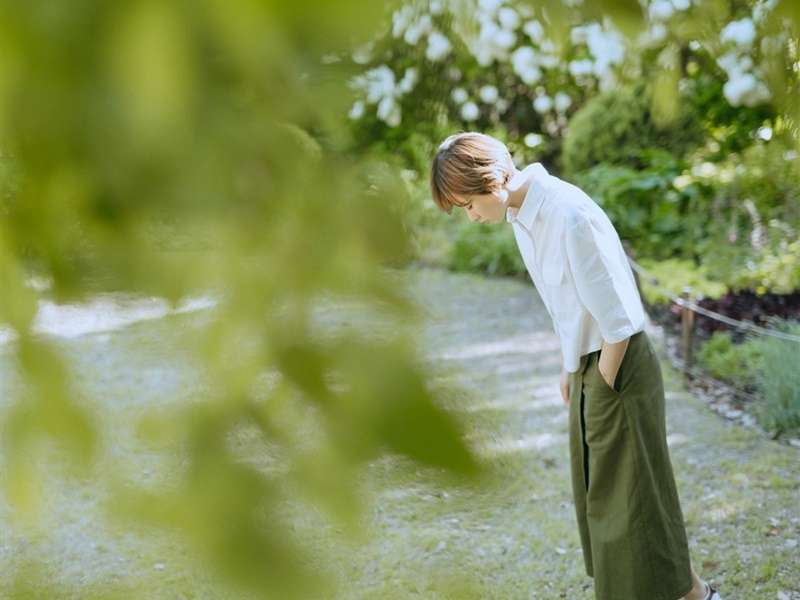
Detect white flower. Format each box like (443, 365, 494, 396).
(350, 65, 396, 104)
(397, 67, 419, 94)
(460, 101, 480, 121)
(479, 85, 499, 103)
(554, 91, 572, 112)
(524, 132, 543, 147)
(523, 19, 544, 43)
(568, 58, 594, 78)
(511, 46, 542, 83)
(377, 96, 401, 126)
(691, 161, 718, 178)
(478, 0, 503, 13)
(392, 5, 414, 39)
(723, 72, 771, 106)
(672, 174, 693, 190)
(533, 94, 553, 113)
(496, 98, 510, 113)
(403, 14, 433, 46)
(639, 22, 667, 44)
(753, 0, 778, 23)
(585, 23, 625, 72)
(757, 125, 772, 140)
(498, 7, 520, 30)
(495, 28, 517, 49)
(650, 0, 675, 21)
(538, 54, 560, 69)
(720, 18, 756, 47)
(427, 30, 452, 61)
(348, 100, 365, 120)
(430, 0, 445, 15)
(451, 87, 469, 104)
(671, 0, 691, 10)
(716, 53, 737, 73)
(471, 18, 516, 66)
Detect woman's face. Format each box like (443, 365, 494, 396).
(458, 190, 507, 224)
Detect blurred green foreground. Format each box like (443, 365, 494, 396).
(0, 1, 487, 597)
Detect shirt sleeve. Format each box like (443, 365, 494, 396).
(564, 212, 638, 344)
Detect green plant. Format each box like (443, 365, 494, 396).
(636, 257, 728, 306)
(448, 222, 525, 278)
(747, 317, 800, 436)
(570, 151, 711, 260)
(697, 330, 764, 389)
(560, 80, 704, 177)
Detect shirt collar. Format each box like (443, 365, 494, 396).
(505, 162, 549, 229)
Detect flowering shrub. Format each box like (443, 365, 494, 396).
(343, 0, 796, 152)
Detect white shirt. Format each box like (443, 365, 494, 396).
(505, 162, 646, 373)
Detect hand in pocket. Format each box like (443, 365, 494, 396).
(597, 351, 619, 392)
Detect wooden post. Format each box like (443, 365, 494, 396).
(680, 286, 695, 380)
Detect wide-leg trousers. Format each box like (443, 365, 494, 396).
(567, 329, 694, 600)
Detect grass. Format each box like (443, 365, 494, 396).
(0, 266, 798, 599)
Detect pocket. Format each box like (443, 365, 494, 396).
(594, 357, 620, 395)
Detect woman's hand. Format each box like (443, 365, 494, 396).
(560, 367, 570, 406)
(598, 338, 630, 391)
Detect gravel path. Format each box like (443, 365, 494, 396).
(310, 266, 800, 599)
(0, 266, 797, 599)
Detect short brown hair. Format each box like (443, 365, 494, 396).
(429, 131, 515, 214)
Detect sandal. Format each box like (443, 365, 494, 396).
(702, 581, 722, 600)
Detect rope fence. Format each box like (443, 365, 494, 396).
(620, 247, 799, 412)
(627, 256, 800, 343)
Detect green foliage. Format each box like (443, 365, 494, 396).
(636, 257, 728, 306)
(570, 150, 706, 260)
(0, 1, 488, 597)
(448, 221, 526, 277)
(748, 318, 800, 435)
(697, 330, 764, 389)
(694, 136, 800, 293)
(723, 233, 800, 294)
(697, 319, 800, 436)
(679, 48, 776, 158)
(560, 81, 704, 177)
(726, 137, 800, 223)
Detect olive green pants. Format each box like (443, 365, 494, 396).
(568, 329, 694, 600)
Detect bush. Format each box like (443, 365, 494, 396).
(560, 80, 704, 177)
(448, 221, 525, 277)
(697, 330, 764, 389)
(570, 150, 710, 260)
(694, 137, 800, 293)
(636, 257, 728, 307)
(697, 318, 800, 437)
(748, 317, 800, 436)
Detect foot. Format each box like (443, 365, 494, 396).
(683, 580, 710, 600)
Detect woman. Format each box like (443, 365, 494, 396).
(429, 132, 722, 600)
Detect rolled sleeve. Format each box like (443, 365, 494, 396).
(564, 213, 637, 344)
